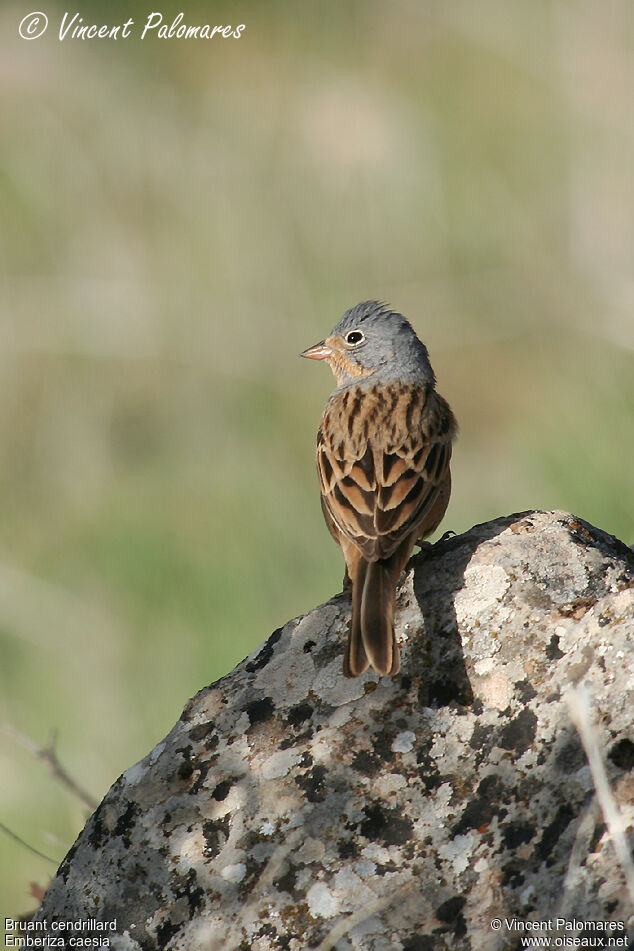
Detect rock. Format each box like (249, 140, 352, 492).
(34, 511, 634, 950)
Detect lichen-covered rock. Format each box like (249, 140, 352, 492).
(35, 511, 634, 950)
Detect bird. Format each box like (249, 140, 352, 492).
(301, 301, 457, 678)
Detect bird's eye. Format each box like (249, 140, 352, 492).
(345, 331, 364, 346)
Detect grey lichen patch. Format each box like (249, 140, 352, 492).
(35, 511, 634, 950)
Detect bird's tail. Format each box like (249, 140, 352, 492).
(360, 558, 401, 676)
(344, 555, 401, 677)
(343, 558, 370, 677)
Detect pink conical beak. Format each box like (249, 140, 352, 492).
(300, 340, 333, 360)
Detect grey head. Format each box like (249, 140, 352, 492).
(301, 300, 435, 390)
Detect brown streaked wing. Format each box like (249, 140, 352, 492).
(317, 384, 454, 561)
(375, 428, 453, 555)
(380, 451, 414, 487)
(338, 475, 375, 516)
(317, 407, 380, 560)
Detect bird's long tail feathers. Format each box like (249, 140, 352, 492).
(343, 558, 370, 677)
(360, 558, 401, 677)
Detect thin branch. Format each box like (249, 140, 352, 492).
(4, 724, 98, 811)
(566, 684, 634, 909)
(0, 821, 57, 865)
(316, 891, 406, 951)
(559, 799, 600, 922)
(215, 828, 305, 951)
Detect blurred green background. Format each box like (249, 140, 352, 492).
(1, 0, 632, 914)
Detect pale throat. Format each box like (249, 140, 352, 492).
(327, 349, 375, 386)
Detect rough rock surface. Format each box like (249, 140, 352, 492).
(35, 510, 634, 950)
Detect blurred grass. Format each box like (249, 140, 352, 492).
(1, 0, 633, 915)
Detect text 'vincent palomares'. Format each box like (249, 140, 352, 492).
(58, 12, 246, 41)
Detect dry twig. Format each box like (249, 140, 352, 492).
(566, 684, 634, 909)
(0, 821, 57, 865)
(4, 724, 98, 811)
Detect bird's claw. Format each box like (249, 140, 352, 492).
(436, 530, 456, 544)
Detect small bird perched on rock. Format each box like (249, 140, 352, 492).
(301, 301, 457, 678)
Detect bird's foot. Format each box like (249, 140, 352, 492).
(436, 530, 456, 545)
